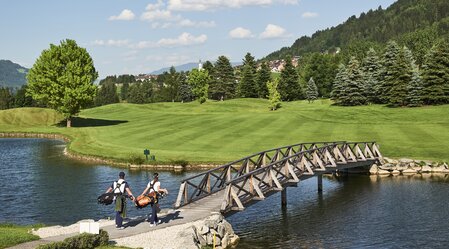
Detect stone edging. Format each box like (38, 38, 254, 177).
(369, 157, 449, 175)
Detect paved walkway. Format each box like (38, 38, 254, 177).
(9, 191, 224, 249)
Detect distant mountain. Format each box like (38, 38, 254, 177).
(0, 60, 29, 88)
(150, 61, 242, 75)
(264, 0, 449, 61)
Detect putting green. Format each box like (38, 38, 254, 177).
(1, 98, 449, 164)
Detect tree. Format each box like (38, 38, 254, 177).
(300, 53, 340, 98)
(406, 66, 424, 107)
(257, 61, 271, 98)
(14, 85, 34, 108)
(306, 77, 318, 103)
(188, 68, 210, 104)
(239, 53, 258, 98)
(380, 40, 401, 104)
(361, 48, 382, 103)
(127, 82, 152, 104)
(210, 56, 236, 100)
(164, 66, 181, 102)
(121, 82, 129, 101)
(278, 56, 302, 101)
(331, 64, 348, 105)
(422, 39, 449, 105)
(94, 82, 119, 106)
(388, 46, 414, 107)
(340, 57, 366, 106)
(267, 79, 281, 111)
(0, 87, 13, 110)
(178, 72, 193, 102)
(26, 39, 98, 127)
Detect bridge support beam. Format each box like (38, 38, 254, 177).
(317, 175, 323, 193)
(281, 188, 287, 207)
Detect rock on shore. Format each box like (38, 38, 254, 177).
(368, 158, 449, 175)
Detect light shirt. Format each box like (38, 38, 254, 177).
(147, 180, 160, 193)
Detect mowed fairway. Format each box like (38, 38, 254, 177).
(1, 98, 449, 164)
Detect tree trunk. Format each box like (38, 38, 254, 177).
(67, 117, 71, 128)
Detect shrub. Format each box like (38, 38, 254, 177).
(128, 154, 145, 165)
(171, 159, 189, 167)
(37, 229, 109, 249)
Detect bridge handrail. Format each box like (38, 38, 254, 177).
(180, 141, 346, 183)
(175, 141, 351, 208)
(219, 141, 382, 212)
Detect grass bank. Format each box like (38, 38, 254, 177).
(0, 224, 41, 249)
(1, 99, 449, 164)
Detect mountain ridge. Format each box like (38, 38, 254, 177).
(0, 59, 29, 88)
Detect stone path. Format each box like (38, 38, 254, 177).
(9, 191, 224, 249)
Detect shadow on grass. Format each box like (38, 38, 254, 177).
(56, 117, 128, 127)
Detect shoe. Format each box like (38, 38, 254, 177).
(157, 220, 162, 225)
(116, 226, 125, 230)
(150, 223, 154, 227)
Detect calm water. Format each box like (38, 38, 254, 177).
(1, 138, 449, 248)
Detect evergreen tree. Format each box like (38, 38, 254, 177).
(0, 87, 13, 110)
(388, 46, 414, 106)
(331, 64, 348, 105)
(121, 82, 129, 101)
(94, 82, 119, 106)
(239, 53, 258, 98)
(188, 68, 210, 104)
(179, 82, 194, 103)
(306, 77, 318, 103)
(164, 66, 181, 102)
(202, 60, 214, 75)
(257, 61, 271, 98)
(26, 39, 98, 127)
(14, 85, 34, 107)
(406, 66, 424, 107)
(422, 39, 449, 105)
(340, 57, 366, 106)
(278, 56, 302, 101)
(380, 40, 401, 104)
(267, 79, 281, 111)
(362, 48, 382, 103)
(301, 53, 340, 98)
(127, 82, 152, 104)
(210, 56, 236, 100)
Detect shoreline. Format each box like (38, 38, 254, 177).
(0, 132, 219, 171)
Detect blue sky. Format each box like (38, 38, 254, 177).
(1, 0, 395, 78)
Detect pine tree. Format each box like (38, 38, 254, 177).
(306, 77, 318, 103)
(267, 78, 281, 111)
(422, 39, 449, 105)
(257, 61, 271, 98)
(331, 64, 348, 105)
(388, 47, 413, 106)
(406, 66, 424, 107)
(120, 82, 129, 101)
(278, 56, 302, 101)
(209, 56, 236, 100)
(94, 82, 119, 106)
(340, 57, 366, 106)
(239, 53, 258, 98)
(362, 48, 382, 103)
(380, 40, 401, 104)
(0, 87, 13, 110)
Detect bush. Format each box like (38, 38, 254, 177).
(171, 159, 189, 167)
(128, 154, 145, 165)
(37, 229, 109, 249)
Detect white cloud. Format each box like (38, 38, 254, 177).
(133, 32, 207, 49)
(260, 24, 287, 39)
(178, 19, 216, 28)
(146, 0, 164, 11)
(229, 27, 254, 39)
(141, 9, 180, 21)
(109, 9, 135, 21)
(93, 39, 130, 47)
(302, 12, 318, 18)
(167, 0, 298, 11)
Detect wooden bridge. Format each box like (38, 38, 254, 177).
(175, 141, 382, 214)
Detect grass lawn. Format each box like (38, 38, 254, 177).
(0, 224, 41, 249)
(1, 98, 449, 164)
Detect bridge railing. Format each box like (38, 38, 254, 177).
(220, 142, 382, 212)
(175, 141, 346, 208)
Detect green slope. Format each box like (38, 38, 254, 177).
(1, 99, 449, 164)
(0, 60, 28, 88)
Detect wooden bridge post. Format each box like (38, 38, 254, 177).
(317, 174, 323, 193)
(281, 188, 287, 207)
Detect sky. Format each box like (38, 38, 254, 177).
(1, 0, 396, 78)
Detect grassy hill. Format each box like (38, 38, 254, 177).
(1, 99, 449, 164)
(0, 60, 28, 88)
